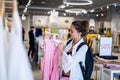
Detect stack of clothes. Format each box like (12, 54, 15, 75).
(94, 56, 120, 64)
(103, 64, 120, 70)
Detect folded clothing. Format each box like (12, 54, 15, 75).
(104, 64, 120, 70)
(95, 54, 118, 60)
(99, 56, 118, 60)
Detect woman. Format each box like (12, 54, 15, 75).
(60, 20, 89, 80)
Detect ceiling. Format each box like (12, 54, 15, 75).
(3, 0, 120, 16)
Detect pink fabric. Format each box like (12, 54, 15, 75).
(41, 57, 44, 72)
(104, 64, 120, 70)
(42, 39, 59, 80)
(60, 77, 69, 80)
(50, 46, 60, 80)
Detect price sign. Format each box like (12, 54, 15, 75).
(99, 37, 112, 56)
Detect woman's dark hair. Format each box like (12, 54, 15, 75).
(72, 20, 89, 37)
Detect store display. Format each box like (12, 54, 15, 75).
(94, 56, 120, 64)
(0, 0, 120, 80)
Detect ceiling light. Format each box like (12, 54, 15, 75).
(66, 3, 69, 6)
(28, 0, 32, 4)
(26, 5, 29, 7)
(41, 1, 46, 4)
(101, 14, 103, 16)
(90, 9, 94, 12)
(22, 14, 26, 20)
(53, 10, 56, 12)
(65, 9, 87, 14)
(27, 3, 31, 6)
(47, 12, 50, 14)
(107, 6, 109, 9)
(96, 14, 99, 17)
(23, 10, 27, 13)
(23, 0, 32, 14)
(64, 13, 66, 16)
(63, 0, 93, 5)
(114, 4, 117, 7)
(101, 7, 103, 10)
(59, 4, 66, 9)
(25, 7, 28, 11)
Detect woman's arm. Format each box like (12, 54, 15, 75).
(62, 45, 88, 73)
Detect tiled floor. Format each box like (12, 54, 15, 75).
(31, 52, 120, 80)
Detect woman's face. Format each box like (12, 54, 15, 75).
(70, 25, 80, 39)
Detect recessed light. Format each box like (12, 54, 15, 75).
(107, 6, 109, 9)
(64, 13, 66, 16)
(41, 1, 46, 4)
(101, 14, 103, 16)
(101, 7, 103, 10)
(114, 4, 117, 7)
(59, 4, 66, 9)
(90, 9, 94, 12)
(96, 14, 99, 17)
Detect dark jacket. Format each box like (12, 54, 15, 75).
(28, 30, 35, 45)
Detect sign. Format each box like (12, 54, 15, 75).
(89, 19, 95, 27)
(49, 11, 59, 28)
(99, 37, 112, 56)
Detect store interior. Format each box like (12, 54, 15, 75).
(17, 0, 120, 53)
(1, 0, 120, 80)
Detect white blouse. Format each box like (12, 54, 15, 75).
(62, 38, 88, 80)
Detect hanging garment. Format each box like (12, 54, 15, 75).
(4, 28, 11, 67)
(50, 45, 59, 80)
(42, 39, 59, 80)
(8, 10, 34, 80)
(38, 36, 44, 57)
(37, 36, 44, 69)
(60, 77, 69, 80)
(0, 16, 7, 80)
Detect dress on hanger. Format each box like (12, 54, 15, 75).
(42, 39, 59, 80)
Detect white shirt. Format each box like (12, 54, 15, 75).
(62, 38, 88, 80)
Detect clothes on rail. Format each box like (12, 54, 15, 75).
(42, 39, 60, 80)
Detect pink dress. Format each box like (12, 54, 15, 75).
(42, 39, 59, 80)
(60, 77, 69, 80)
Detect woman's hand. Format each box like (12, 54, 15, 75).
(58, 42, 64, 54)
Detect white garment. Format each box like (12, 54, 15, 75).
(8, 11, 34, 80)
(38, 36, 44, 56)
(62, 38, 88, 80)
(0, 16, 7, 80)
